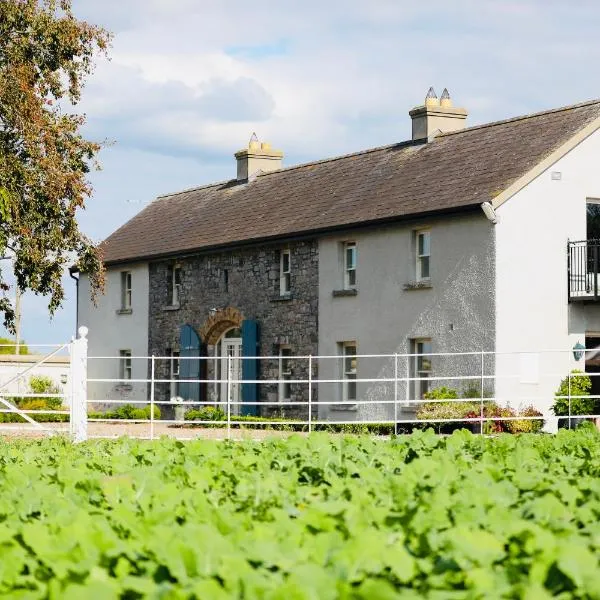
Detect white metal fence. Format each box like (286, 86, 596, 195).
(2, 328, 600, 441)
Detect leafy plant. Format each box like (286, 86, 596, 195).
(89, 404, 160, 421)
(0, 433, 597, 596)
(552, 370, 596, 417)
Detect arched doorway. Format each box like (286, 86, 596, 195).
(214, 327, 242, 414)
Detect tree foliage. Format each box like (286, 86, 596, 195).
(0, 0, 110, 331)
(0, 336, 27, 354)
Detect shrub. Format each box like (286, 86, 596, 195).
(423, 386, 459, 400)
(89, 404, 160, 421)
(0, 337, 28, 355)
(184, 406, 226, 422)
(508, 405, 544, 434)
(552, 370, 596, 417)
(0, 375, 68, 422)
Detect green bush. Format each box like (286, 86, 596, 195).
(508, 405, 544, 434)
(424, 386, 459, 400)
(0, 337, 28, 355)
(89, 404, 161, 421)
(552, 370, 596, 417)
(0, 375, 68, 423)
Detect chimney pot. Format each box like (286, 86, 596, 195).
(409, 89, 467, 140)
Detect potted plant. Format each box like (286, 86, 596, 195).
(552, 370, 596, 429)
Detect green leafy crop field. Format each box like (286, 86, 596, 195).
(0, 430, 599, 599)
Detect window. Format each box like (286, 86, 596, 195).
(344, 242, 357, 289)
(587, 199, 600, 240)
(223, 269, 229, 292)
(416, 231, 430, 281)
(168, 265, 182, 306)
(340, 342, 357, 402)
(280, 250, 291, 295)
(411, 339, 432, 400)
(279, 347, 292, 401)
(119, 350, 132, 381)
(167, 348, 180, 398)
(121, 271, 132, 309)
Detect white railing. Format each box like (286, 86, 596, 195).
(83, 343, 600, 441)
(2, 330, 599, 441)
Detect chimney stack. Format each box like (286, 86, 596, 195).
(235, 133, 283, 181)
(409, 88, 467, 140)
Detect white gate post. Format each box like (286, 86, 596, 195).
(70, 326, 88, 443)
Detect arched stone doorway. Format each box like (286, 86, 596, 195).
(199, 307, 243, 345)
(199, 308, 244, 411)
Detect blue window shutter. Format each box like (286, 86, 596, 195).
(179, 324, 201, 403)
(241, 319, 259, 416)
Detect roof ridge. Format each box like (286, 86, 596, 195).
(257, 138, 426, 178)
(156, 178, 235, 200)
(439, 98, 600, 138)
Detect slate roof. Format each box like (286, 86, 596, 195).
(101, 99, 600, 265)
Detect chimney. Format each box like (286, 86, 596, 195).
(409, 87, 468, 140)
(235, 133, 283, 181)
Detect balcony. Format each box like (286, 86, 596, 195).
(568, 240, 600, 301)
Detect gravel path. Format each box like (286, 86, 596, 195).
(0, 421, 301, 441)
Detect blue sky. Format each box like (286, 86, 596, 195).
(5, 0, 600, 345)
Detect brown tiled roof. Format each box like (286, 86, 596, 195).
(101, 99, 600, 265)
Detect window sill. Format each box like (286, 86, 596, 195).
(332, 288, 358, 297)
(271, 294, 293, 302)
(403, 280, 432, 291)
(330, 403, 358, 411)
(163, 304, 181, 311)
(116, 308, 132, 315)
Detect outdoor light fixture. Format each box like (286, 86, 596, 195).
(572, 342, 585, 361)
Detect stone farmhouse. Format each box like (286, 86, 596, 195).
(75, 90, 600, 423)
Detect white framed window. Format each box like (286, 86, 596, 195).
(411, 339, 432, 400)
(119, 349, 132, 381)
(121, 271, 132, 309)
(278, 347, 292, 401)
(167, 348, 180, 398)
(344, 242, 357, 289)
(339, 342, 357, 402)
(168, 265, 182, 306)
(280, 249, 291, 296)
(416, 231, 430, 281)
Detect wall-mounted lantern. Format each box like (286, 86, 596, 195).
(572, 342, 585, 362)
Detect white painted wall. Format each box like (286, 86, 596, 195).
(0, 355, 70, 406)
(78, 264, 149, 407)
(495, 128, 600, 424)
(318, 214, 495, 422)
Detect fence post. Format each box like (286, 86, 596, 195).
(226, 354, 231, 440)
(150, 355, 155, 440)
(70, 326, 88, 443)
(308, 355, 312, 434)
(480, 350, 484, 435)
(394, 353, 398, 436)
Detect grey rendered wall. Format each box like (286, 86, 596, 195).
(148, 240, 318, 418)
(318, 212, 495, 423)
(78, 264, 149, 409)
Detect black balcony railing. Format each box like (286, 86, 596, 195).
(568, 240, 600, 301)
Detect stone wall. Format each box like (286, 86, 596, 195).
(148, 240, 318, 419)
